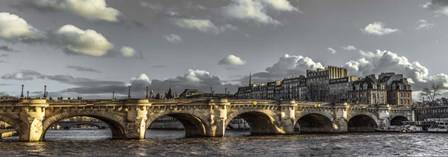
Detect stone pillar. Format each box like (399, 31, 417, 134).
(279, 100, 297, 134)
(332, 103, 349, 132)
(208, 98, 229, 137)
(19, 99, 49, 142)
(125, 99, 151, 139)
(377, 104, 391, 129)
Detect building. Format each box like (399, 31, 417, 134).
(329, 76, 358, 103)
(266, 80, 282, 100)
(307, 66, 348, 101)
(281, 75, 308, 101)
(349, 75, 387, 104)
(234, 67, 413, 106)
(378, 73, 413, 106)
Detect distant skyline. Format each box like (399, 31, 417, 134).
(1, 0, 448, 98)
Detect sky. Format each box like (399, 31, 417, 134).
(0, 0, 448, 99)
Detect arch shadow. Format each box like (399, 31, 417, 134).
(390, 116, 408, 126)
(146, 113, 209, 138)
(225, 111, 280, 135)
(348, 114, 378, 132)
(296, 113, 335, 133)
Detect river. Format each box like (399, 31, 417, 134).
(0, 129, 447, 156)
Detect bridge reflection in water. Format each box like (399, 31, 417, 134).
(0, 98, 412, 142)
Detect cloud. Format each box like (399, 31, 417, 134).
(1, 13, 138, 58)
(424, 0, 448, 16)
(239, 54, 323, 84)
(362, 22, 399, 36)
(341, 45, 357, 51)
(51, 24, 114, 56)
(223, 0, 277, 24)
(222, 0, 298, 25)
(2, 69, 238, 98)
(416, 19, 435, 30)
(219, 54, 247, 66)
(164, 34, 182, 43)
(1, 70, 44, 80)
(0, 45, 17, 52)
(30, 0, 121, 22)
(66, 65, 101, 73)
(261, 0, 298, 12)
(120, 46, 138, 58)
(344, 50, 448, 91)
(173, 18, 236, 34)
(0, 12, 45, 41)
(327, 47, 337, 54)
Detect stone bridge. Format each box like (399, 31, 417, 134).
(0, 98, 412, 142)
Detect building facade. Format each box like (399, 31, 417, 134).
(329, 76, 358, 103)
(306, 66, 348, 102)
(235, 67, 413, 106)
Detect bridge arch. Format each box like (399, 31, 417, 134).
(42, 112, 127, 140)
(146, 112, 210, 137)
(0, 114, 21, 138)
(225, 110, 281, 135)
(347, 113, 379, 132)
(296, 112, 336, 133)
(390, 115, 408, 126)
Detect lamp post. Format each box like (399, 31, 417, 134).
(20, 84, 24, 98)
(43, 85, 47, 98)
(128, 86, 131, 99)
(112, 91, 115, 100)
(146, 86, 149, 99)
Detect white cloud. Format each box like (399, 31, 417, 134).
(120, 46, 137, 58)
(266, 54, 324, 76)
(222, 0, 298, 25)
(0, 12, 45, 40)
(416, 19, 435, 30)
(362, 22, 399, 36)
(344, 50, 448, 90)
(31, 0, 120, 22)
(341, 45, 357, 51)
(424, 0, 448, 16)
(261, 0, 298, 12)
(164, 34, 182, 43)
(327, 47, 337, 54)
(53, 25, 114, 56)
(223, 0, 277, 24)
(219, 54, 247, 66)
(131, 73, 151, 87)
(173, 18, 236, 34)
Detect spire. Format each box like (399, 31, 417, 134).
(249, 72, 252, 86)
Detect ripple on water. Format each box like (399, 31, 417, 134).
(1, 130, 448, 156)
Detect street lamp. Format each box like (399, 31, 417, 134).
(128, 86, 131, 99)
(43, 85, 47, 98)
(20, 84, 24, 98)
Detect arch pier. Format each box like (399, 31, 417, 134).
(0, 98, 411, 142)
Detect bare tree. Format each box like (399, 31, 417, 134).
(420, 83, 442, 102)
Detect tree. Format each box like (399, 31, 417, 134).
(155, 93, 161, 100)
(165, 88, 174, 99)
(420, 83, 442, 102)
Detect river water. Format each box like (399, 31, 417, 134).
(0, 129, 448, 157)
